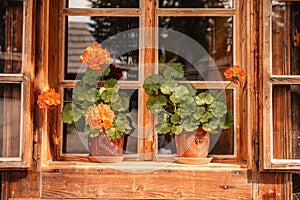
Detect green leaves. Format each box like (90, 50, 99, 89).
(61, 103, 85, 124)
(211, 102, 227, 118)
(111, 95, 130, 111)
(105, 114, 132, 139)
(146, 94, 167, 114)
(143, 63, 234, 135)
(60, 66, 131, 138)
(104, 78, 118, 88)
(143, 74, 164, 95)
(196, 92, 214, 105)
(163, 64, 184, 79)
(160, 80, 177, 95)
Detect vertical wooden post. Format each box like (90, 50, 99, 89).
(8, 0, 49, 198)
(140, 0, 156, 160)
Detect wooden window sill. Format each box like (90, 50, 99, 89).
(40, 161, 251, 199)
(43, 161, 247, 172)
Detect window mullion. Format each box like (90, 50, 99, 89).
(139, 0, 156, 160)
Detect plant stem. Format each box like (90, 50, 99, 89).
(162, 109, 172, 116)
(214, 80, 233, 102)
(63, 100, 82, 106)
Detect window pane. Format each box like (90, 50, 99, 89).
(67, 0, 139, 8)
(159, 0, 233, 8)
(293, 173, 300, 199)
(272, 1, 300, 75)
(158, 89, 235, 156)
(158, 17, 233, 81)
(0, 84, 21, 158)
(0, 1, 23, 73)
(65, 16, 139, 81)
(62, 88, 138, 155)
(272, 85, 300, 159)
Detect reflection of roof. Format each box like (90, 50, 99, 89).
(67, 21, 139, 75)
(67, 22, 96, 74)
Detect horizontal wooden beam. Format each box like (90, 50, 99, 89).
(42, 166, 251, 199)
(0, 74, 24, 83)
(63, 8, 141, 16)
(271, 75, 300, 85)
(157, 9, 236, 16)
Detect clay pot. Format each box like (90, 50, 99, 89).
(175, 127, 210, 158)
(88, 132, 124, 157)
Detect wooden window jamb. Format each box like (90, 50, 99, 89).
(0, 0, 33, 169)
(262, 0, 300, 170)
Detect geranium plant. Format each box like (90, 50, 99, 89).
(38, 44, 132, 140)
(143, 64, 245, 135)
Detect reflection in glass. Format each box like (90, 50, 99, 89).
(67, 0, 139, 8)
(293, 173, 300, 199)
(65, 16, 139, 80)
(272, 85, 300, 159)
(158, 89, 235, 156)
(272, 1, 300, 75)
(0, 84, 21, 157)
(62, 88, 138, 155)
(159, 17, 233, 81)
(159, 0, 233, 8)
(0, 1, 23, 73)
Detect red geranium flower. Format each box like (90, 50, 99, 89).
(85, 103, 115, 132)
(80, 43, 111, 71)
(37, 88, 61, 109)
(224, 65, 246, 84)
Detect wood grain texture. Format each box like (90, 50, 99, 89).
(42, 168, 251, 199)
(139, 0, 156, 160)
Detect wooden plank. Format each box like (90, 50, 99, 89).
(157, 9, 236, 16)
(63, 8, 141, 16)
(8, 0, 42, 197)
(42, 168, 251, 199)
(0, 75, 24, 83)
(9, 171, 42, 199)
(257, 172, 287, 200)
(139, 0, 156, 160)
(261, 0, 272, 170)
(271, 76, 300, 85)
(48, 0, 63, 161)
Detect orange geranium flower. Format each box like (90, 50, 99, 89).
(80, 43, 111, 71)
(85, 103, 115, 132)
(37, 88, 61, 109)
(224, 65, 246, 83)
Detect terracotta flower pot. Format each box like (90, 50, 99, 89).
(175, 126, 210, 158)
(87, 132, 124, 162)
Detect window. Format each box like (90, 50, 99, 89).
(57, 0, 242, 163)
(263, 0, 300, 169)
(0, 0, 33, 168)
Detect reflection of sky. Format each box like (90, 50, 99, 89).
(69, 0, 90, 8)
(68, 0, 90, 22)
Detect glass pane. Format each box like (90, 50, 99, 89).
(0, 1, 23, 73)
(159, 0, 233, 8)
(158, 17, 233, 81)
(62, 88, 138, 155)
(158, 88, 235, 156)
(67, 0, 139, 8)
(272, 85, 300, 159)
(293, 173, 300, 199)
(0, 84, 21, 157)
(272, 1, 300, 75)
(65, 16, 139, 81)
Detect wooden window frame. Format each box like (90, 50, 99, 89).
(262, 0, 300, 170)
(0, 0, 33, 169)
(45, 0, 247, 167)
